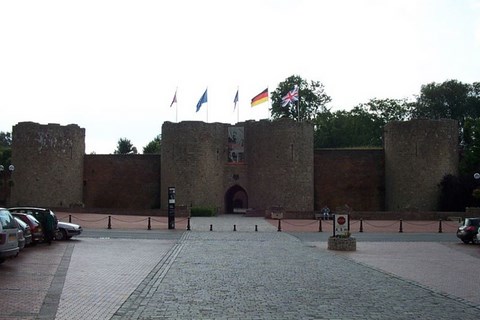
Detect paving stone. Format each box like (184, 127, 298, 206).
(1, 216, 478, 320)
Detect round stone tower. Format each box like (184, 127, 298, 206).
(245, 118, 314, 212)
(384, 119, 458, 211)
(161, 121, 226, 210)
(10, 122, 85, 207)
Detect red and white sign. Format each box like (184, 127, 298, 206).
(335, 214, 349, 234)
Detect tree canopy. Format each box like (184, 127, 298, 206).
(114, 138, 138, 154)
(143, 135, 161, 154)
(270, 75, 331, 121)
(412, 80, 480, 128)
(0, 131, 12, 167)
(0, 132, 12, 148)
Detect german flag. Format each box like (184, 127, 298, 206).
(251, 88, 268, 107)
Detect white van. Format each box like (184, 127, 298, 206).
(0, 208, 19, 264)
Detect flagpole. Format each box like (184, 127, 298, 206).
(297, 85, 300, 122)
(297, 93, 300, 122)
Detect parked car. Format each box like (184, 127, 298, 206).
(14, 217, 32, 247)
(0, 208, 19, 264)
(10, 212, 44, 244)
(55, 221, 83, 240)
(9, 207, 58, 243)
(16, 223, 25, 251)
(13, 216, 32, 251)
(456, 217, 480, 244)
(9, 206, 82, 241)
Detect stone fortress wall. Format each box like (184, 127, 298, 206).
(384, 119, 459, 211)
(161, 119, 313, 213)
(8, 118, 459, 214)
(10, 122, 85, 208)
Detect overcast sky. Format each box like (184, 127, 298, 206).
(1, 0, 479, 154)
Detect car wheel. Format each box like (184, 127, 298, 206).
(55, 229, 67, 241)
(462, 239, 471, 244)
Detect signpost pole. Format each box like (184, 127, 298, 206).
(168, 187, 175, 230)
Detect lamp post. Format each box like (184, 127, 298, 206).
(0, 164, 14, 206)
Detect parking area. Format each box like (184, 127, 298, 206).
(0, 215, 479, 319)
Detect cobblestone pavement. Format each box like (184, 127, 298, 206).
(1, 216, 479, 320)
(110, 231, 479, 319)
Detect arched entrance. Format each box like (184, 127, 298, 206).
(225, 185, 248, 214)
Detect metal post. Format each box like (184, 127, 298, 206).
(233, 224, 236, 231)
(399, 219, 403, 233)
(108, 215, 111, 229)
(187, 217, 191, 231)
(255, 225, 258, 232)
(318, 219, 322, 232)
(277, 219, 282, 232)
(69, 215, 72, 223)
(210, 224, 213, 231)
(360, 219, 363, 233)
(148, 217, 151, 230)
(438, 219, 443, 233)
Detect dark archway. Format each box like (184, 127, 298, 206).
(225, 185, 248, 214)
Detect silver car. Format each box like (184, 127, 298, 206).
(0, 208, 19, 264)
(55, 221, 83, 240)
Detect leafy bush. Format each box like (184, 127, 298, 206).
(190, 207, 216, 217)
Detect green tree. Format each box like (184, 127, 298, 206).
(412, 80, 480, 128)
(143, 135, 161, 154)
(114, 138, 137, 154)
(270, 75, 331, 121)
(0, 131, 12, 167)
(461, 117, 480, 173)
(410, 80, 480, 174)
(314, 108, 383, 148)
(0, 131, 12, 147)
(357, 98, 412, 124)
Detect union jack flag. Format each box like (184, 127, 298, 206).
(281, 85, 299, 107)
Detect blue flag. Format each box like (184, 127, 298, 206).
(196, 88, 208, 112)
(233, 89, 239, 110)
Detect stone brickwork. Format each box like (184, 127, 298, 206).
(161, 121, 227, 211)
(9, 119, 460, 214)
(10, 122, 85, 207)
(245, 119, 314, 212)
(384, 119, 458, 211)
(83, 154, 161, 209)
(161, 119, 314, 213)
(314, 149, 385, 211)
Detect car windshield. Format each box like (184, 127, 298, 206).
(26, 215, 40, 225)
(15, 218, 28, 229)
(0, 210, 17, 229)
(465, 218, 480, 227)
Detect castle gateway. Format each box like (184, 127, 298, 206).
(8, 118, 458, 215)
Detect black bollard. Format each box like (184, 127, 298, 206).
(318, 219, 322, 232)
(399, 219, 403, 233)
(360, 219, 363, 233)
(233, 224, 237, 231)
(277, 219, 282, 232)
(148, 217, 151, 230)
(108, 215, 112, 229)
(69, 215, 72, 223)
(210, 224, 213, 231)
(255, 225, 258, 232)
(187, 217, 191, 231)
(438, 219, 443, 233)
